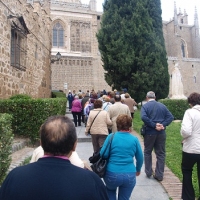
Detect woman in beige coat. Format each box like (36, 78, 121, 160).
(85, 99, 112, 152)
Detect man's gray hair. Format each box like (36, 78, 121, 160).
(146, 91, 156, 98)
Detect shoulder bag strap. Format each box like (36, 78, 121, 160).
(88, 110, 101, 132)
(103, 103, 109, 110)
(142, 102, 157, 119)
(101, 133, 115, 157)
(193, 108, 200, 112)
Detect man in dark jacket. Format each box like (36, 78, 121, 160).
(81, 92, 90, 123)
(0, 116, 108, 200)
(141, 91, 174, 182)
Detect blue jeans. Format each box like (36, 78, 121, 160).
(103, 171, 136, 200)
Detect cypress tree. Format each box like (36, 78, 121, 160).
(97, 0, 169, 102)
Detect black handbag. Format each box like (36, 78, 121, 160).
(89, 148, 101, 164)
(90, 133, 115, 178)
(140, 124, 146, 136)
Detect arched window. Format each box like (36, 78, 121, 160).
(53, 22, 64, 47)
(181, 41, 186, 58)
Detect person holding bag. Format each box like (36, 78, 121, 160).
(100, 114, 143, 200)
(181, 92, 200, 200)
(85, 99, 112, 153)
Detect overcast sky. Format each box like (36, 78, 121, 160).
(81, 0, 200, 25)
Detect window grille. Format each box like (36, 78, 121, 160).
(11, 29, 26, 71)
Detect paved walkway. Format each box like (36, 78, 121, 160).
(66, 112, 182, 200)
(8, 109, 182, 199)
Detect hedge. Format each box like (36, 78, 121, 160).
(159, 99, 189, 120)
(0, 113, 13, 185)
(51, 91, 66, 98)
(0, 98, 67, 143)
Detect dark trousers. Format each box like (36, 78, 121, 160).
(69, 101, 73, 110)
(144, 133, 166, 179)
(182, 151, 200, 200)
(91, 134, 107, 153)
(72, 112, 82, 126)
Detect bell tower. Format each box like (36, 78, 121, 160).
(194, 7, 199, 36)
(174, 2, 178, 34)
(89, 0, 96, 11)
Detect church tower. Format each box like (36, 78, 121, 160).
(174, 2, 178, 33)
(89, 0, 96, 11)
(194, 7, 199, 36)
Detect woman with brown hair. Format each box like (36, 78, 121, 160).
(181, 92, 200, 200)
(85, 99, 112, 153)
(100, 114, 143, 200)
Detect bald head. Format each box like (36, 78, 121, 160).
(40, 116, 77, 156)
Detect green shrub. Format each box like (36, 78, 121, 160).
(0, 98, 67, 143)
(159, 99, 189, 120)
(0, 113, 13, 185)
(9, 94, 32, 100)
(51, 91, 66, 98)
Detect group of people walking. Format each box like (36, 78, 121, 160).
(1, 89, 200, 200)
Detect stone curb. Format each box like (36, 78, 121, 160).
(8, 147, 34, 173)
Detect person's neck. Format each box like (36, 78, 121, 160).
(148, 99, 155, 102)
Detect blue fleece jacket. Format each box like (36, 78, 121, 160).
(141, 100, 174, 134)
(100, 132, 143, 173)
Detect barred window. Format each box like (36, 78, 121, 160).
(53, 22, 64, 47)
(181, 42, 185, 58)
(11, 29, 26, 71)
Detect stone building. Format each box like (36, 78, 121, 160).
(0, 0, 199, 99)
(0, 0, 52, 99)
(163, 3, 200, 98)
(50, 0, 111, 93)
(51, 1, 200, 97)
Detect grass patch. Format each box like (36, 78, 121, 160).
(133, 110, 199, 198)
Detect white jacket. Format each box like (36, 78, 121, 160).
(30, 146, 84, 168)
(181, 105, 200, 153)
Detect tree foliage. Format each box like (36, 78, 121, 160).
(97, 0, 169, 102)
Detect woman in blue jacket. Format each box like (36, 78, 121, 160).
(100, 114, 143, 200)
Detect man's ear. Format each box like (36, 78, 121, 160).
(72, 140, 77, 151)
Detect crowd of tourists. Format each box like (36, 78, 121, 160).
(67, 88, 137, 127)
(1, 89, 200, 200)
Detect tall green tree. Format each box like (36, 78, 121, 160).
(97, 0, 169, 102)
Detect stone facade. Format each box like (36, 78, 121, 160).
(163, 4, 200, 97)
(50, 0, 111, 93)
(0, 0, 199, 98)
(0, 0, 52, 99)
(51, 1, 200, 97)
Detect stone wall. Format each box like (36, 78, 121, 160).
(0, 0, 52, 99)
